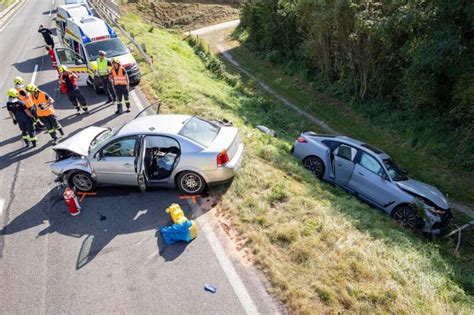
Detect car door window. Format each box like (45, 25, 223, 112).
(335, 144, 356, 161)
(56, 48, 83, 65)
(359, 152, 383, 175)
(144, 136, 180, 180)
(102, 138, 137, 157)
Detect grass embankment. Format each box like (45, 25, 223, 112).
(223, 35, 474, 207)
(0, 0, 16, 9)
(120, 14, 473, 314)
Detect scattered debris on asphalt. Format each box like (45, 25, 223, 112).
(204, 284, 217, 294)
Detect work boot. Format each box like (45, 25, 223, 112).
(125, 105, 130, 113)
(52, 138, 57, 145)
(82, 107, 89, 114)
(23, 139, 30, 147)
(31, 140, 37, 148)
(58, 128, 64, 136)
(76, 106, 81, 114)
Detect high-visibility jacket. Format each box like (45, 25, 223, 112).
(16, 87, 34, 109)
(31, 91, 54, 116)
(97, 58, 109, 76)
(111, 66, 128, 86)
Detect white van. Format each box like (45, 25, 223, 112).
(54, 16, 141, 90)
(56, 4, 93, 36)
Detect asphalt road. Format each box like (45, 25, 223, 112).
(0, 1, 279, 313)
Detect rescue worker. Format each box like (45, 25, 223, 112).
(45, 45, 59, 74)
(6, 88, 37, 148)
(26, 84, 64, 145)
(59, 66, 88, 114)
(13, 76, 44, 130)
(38, 25, 54, 48)
(111, 57, 130, 114)
(95, 50, 116, 103)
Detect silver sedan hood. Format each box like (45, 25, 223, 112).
(53, 126, 107, 157)
(397, 179, 449, 209)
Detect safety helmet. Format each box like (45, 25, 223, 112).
(13, 76, 24, 85)
(7, 88, 19, 97)
(99, 50, 106, 56)
(111, 57, 121, 64)
(59, 65, 69, 73)
(25, 83, 38, 92)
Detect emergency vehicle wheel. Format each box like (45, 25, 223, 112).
(68, 171, 96, 192)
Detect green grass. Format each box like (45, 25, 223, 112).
(120, 14, 474, 314)
(223, 43, 474, 207)
(0, 0, 16, 8)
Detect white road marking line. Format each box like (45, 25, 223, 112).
(49, 9, 52, 16)
(129, 87, 258, 313)
(0, 198, 4, 217)
(130, 90, 144, 112)
(0, 0, 25, 33)
(189, 200, 260, 315)
(31, 64, 38, 85)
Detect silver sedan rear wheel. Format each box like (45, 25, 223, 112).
(177, 171, 206, 195)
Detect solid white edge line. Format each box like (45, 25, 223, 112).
(49, 9, 52, 16)
(31, 64, 38, 85)
(130, 89, 144, 112)
(189, 200, 260, 315)
(0, 0, 24, 33)
(131, 87, 258, 313)
(0, 198, 4, 217)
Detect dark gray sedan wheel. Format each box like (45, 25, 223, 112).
(68, 171, 96, 192)
(177, 171, 206, 195)
(303, 156, 325, 179)
(391, 206, 423, 230)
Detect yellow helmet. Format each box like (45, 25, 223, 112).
(111, 57, 121, 64)
(59, 65, 69, 73)
(7, 88, 19, 97)
(25, 83, 38, 92)
(13, 76, 24, 85)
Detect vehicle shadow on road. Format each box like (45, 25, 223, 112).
(0, 186, 196, 269)
(0, 142, 50, 171)
(11, 55, 46, 74)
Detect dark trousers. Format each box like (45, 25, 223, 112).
(67, 88, 87, 111)
(17, 119, 36, 144)
(46, 40, 54, 49)
(114, 85, 130, 112)
(39, 115, 63, 140)
(100, 75, 116, 101)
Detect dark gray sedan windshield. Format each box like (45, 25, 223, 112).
(178, 117, 220, 147)
(383, 159, 408, 181)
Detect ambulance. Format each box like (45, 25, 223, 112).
(54, 16, 141, 91)
(56, 4, 93, 36)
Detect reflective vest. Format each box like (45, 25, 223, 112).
(97, 58, 109, 76)
(16, 87, 34, 109)
(32, 91, 54, 116)
(111, 66, 128, 86)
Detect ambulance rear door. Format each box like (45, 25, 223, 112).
(54, 47, 89, 86)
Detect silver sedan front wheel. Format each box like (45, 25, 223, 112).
(68, 171, 96, 192)
(177, 171, 206, 195)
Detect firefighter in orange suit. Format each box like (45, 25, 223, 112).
(111, 57, 130, 114)
(13, 76, 44, 130)
(26, 84, 64, 144)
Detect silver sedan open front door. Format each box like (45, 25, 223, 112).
(136, 137, 149, 192)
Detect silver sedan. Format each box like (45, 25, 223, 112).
(51, 114, 244, 194)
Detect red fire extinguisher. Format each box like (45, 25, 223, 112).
(63, 187, 81, 216)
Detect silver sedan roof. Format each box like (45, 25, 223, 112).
(117, 114, 191, 137)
